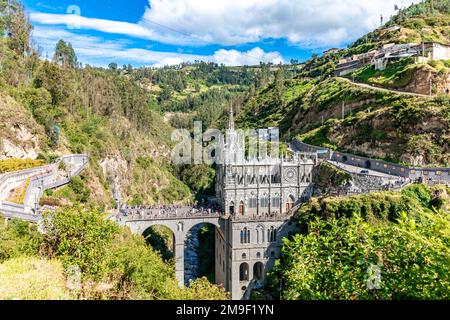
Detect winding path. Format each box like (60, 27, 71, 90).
(336, 76, 431, 98)
(0, 154, 88, 221)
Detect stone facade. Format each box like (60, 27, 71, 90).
(216, 110, 316, 217)
(215, 216, 297, 299)
(213, 110, 315, 299)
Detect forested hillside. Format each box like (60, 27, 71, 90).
(0, 2, 197, 208)
(0, 2, 235, 299)
(235, 0, 450, 166)
(0, 0, 308, 209)
(1, 0, 449, 301)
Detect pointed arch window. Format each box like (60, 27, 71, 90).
(239, 263, 249, 281)
(256, 225, 264, 244)
(285, 195, 295, 212)
(249, 195, 257, 208)
(272, 194, 281, 208)
(268, 226, 277, 243)
(260, 194, 269, 208)
(241, 227, 251, 244)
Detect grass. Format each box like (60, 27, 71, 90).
(297, 126, 337, 150)
(0, 257, 73, 300)
(352, 58, 417, 89)
(8, 178, 30, 204)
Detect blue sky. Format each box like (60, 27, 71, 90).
(22, 0, 420, 68)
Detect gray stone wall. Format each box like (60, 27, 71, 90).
(293, 139, 450, 183)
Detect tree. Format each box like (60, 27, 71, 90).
(159, 86, 172, 103)
(0, 0, 7, 36)
(5, 0, 32, 56)
(269, 212, 450, 300)
(108, 62, 118, 71)
(274, 68, 285, 106)
(41, 207, 119, 279)
(34, 60, 71, 105)
(53, 40, 78, 68)
(175, 164, 216, 194)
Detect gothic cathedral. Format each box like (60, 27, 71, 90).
(214, 109, 316, 299)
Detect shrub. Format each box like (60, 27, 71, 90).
(0, 158, 44, 173)
(0, 217, 42, 262)
(270, 211, 450, 300)
(269, 185, 450, 300)
(36, 207, 228, 300)
(41, 207, 119, 279)
(68, 176, 91, 203)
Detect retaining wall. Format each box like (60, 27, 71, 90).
(293, 139, 450, 183)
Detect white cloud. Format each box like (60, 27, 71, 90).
(141, 0, 423, 47)
(150, 57, 185, 68)
(30, 12, 168, 41)
(31, 26, 282, 67)
(213, 47, 283, 66)
(30, 11, 202, 46)
(30, 0, 422, 48)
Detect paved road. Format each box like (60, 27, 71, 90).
(327, 160, 401, 179)
(336, 77, 431, 98)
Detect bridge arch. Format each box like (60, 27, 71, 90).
(142, 224, 175, 262)
(125, 215, 221, 287)
(253, 262, 264, 281)
(184, 221, 220, 285)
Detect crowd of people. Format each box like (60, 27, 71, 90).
(119, 201, 223, 220)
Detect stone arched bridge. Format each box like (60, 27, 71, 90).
(116, 207, 224, 286)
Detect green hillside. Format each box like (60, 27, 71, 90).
(235, 0, 450, 167)
(0, 0, 449, 302)
(352, 0, 450, 48)
(1, 1, 233, 208)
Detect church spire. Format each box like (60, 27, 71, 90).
(228, 106, 235, 131)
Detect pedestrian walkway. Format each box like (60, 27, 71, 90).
(0, 154, 88, 221)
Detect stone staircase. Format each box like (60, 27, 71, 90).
(0, 154, 88, 221)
